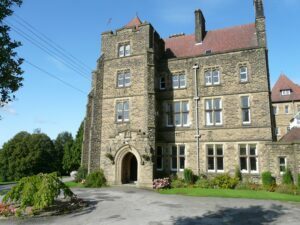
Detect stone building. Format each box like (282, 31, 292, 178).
(272, 74, 300, 139)
(82, 0, 299, 187)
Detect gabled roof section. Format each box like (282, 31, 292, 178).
(125, 16, 142, 29)
(279, 128, 300, 142)
(164, 23, 258, 58)
(271, 74, 300, 103)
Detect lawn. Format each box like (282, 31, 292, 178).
(64, 181, 85, 188)
(159, 188, 300, 203)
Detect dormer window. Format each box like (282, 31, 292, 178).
(281, 89, 291, 96)
(119, 43, 131, 57)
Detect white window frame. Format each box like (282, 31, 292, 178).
(117, 72, 131, 88)
(159, 77, 166, 90)
(241, 96, 251, 124)
(170, 145, 186, 172)
(172, 74, 186, 89)
(207, 144, 224, 173)
(281, 89, 291, 96)
(240, 66, 248, 82)
(165, 101, 190, 127)
(116, 100, 129, 122)
(273, 105, 278, 115)
(205, 69, 220, 86)
(205, 98, 223, 126)
(156, 146, 163, 171)
(119, 43, 131, 57)
(279, 157, 287, 174)
(275, 127, 280, 136)
(239, 144, 258, 174)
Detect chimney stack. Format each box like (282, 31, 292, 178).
(254, 0, 264, 18)
(254, 0, 267, 47)
(195, 9, 206, 43)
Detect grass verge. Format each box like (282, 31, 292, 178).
(64, 181, 85, 188)
(159, 188, 300, 203)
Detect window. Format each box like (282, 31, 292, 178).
(287, 127, 291, 132)
(170, 145, 185, 171)
(285, 105, 289, 114)
(116, 101, 129, 122)
(119, 43, 130, 57)
(117, 71, 131, 87)
(240, 66, 248, 82)
(205, 98, 222, 126)
(207, 144, 224, 172)
(279, 157, 286, 174)
(297, 105, 300, 112)
(205, 69, 220, 86)
(239, 144, 258, 173)
(281, 89, 291, 96)
(160, 77, 166, 90)
(172, 74, 186, 89)
(275, 127, 280, 136)
(166, 101, 189, 127)
(241, 96, 251, 124)
(156, 146, 163, 171)
(273, 106, 278, 115)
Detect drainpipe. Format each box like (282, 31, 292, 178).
(193, 64, 200, 175)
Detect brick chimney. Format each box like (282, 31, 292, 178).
(195, 9, 206, 43)
(254, 0, 267, 47)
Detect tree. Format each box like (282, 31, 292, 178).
(62, 122, 83, 173)
(0, 0, 24, 107)
(54, 132, 73, 175)
(0, 131, 56, 181)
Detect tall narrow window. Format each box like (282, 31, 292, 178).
(116, 101, 129, 122)
(241, 96, 251, 124)
(205, 69, 220, 86)
(166, 101, 189, 127)
(240, 66, 248, 82)
(119, 45, 125, 57)
(160, 77, 166, 90)
(273, 106, 278, 115)
(285, 105, 289, 114)
(117, 71, 131, 87)
(205, 98, 222, 126)
(170, 145, 185, 171)
(125, 44, 131, 56)
(279, 157, 286, 174)
(156, 146, 163, 171)
(172, 74, 186, 89)
(239, 144, 258, 173)
(207, 144, 224, 172)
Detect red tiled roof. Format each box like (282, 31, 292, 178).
(280, 128, 300, 142)
(164, 23, 258, 58)
(125, 16, 142, 29)
(271, 74, 300, 102)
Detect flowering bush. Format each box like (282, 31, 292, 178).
(153, 178, 171, 189)
(0, 203, 16, 217)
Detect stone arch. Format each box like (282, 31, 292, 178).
(114, 145, 141, 185)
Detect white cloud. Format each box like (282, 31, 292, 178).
(0, 104, 17, 116)
(34, 117, 57, 125)
(47, 56, 68, 72)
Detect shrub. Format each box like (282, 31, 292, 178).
(212, 174, 238, 189)
(275, 184, 299, 195)
(234, 166, 242, 181)
(153, 178, 171, 189)
(195, 179, 214, 189)
(75, 167, 88, 183)
(171, 179, 186, 188)
(183, 169, 195, 184)
(3, 173, 73, 211)
(262, 171, 276, 187)
(85, 170, 107, 188)
(235, 182, 262, 191)
(298, 174, 300, 189)
(0, 203, 16, 217)
(282, 168, 293, 185)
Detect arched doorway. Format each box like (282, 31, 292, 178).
(121, 152, 138, 184)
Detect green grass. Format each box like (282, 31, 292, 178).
(159, 188, 300, 203)
(64, 181, 85, 188)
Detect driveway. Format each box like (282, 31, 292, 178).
(1, 186, 300, 225)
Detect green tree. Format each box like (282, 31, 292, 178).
(54, 132, 73, 175)
(62, 122, 83, 173)
(0, 131, 56, 181)
(0, 0, 24, 107)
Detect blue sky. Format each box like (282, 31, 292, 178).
(1, 0, 300, 147)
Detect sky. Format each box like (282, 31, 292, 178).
(1, 0, 300, 147)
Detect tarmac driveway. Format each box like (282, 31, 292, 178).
(1, 186, 300, 225)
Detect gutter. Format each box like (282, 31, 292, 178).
(193, 64, 200, 175)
